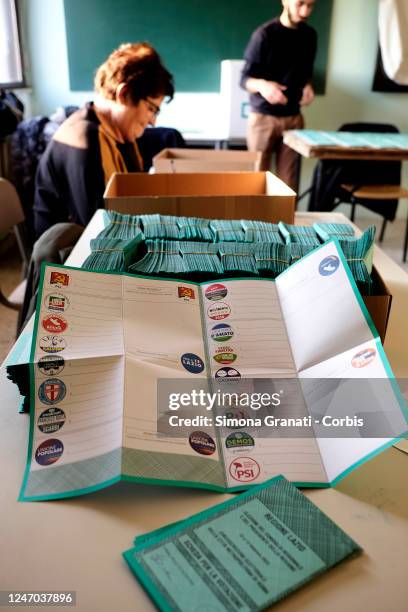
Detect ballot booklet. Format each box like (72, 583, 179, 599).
(123, 475, 362, 612)
(19, 240, 407, 501)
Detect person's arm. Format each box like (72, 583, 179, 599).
(300, 29, 318, 107)
(240, 27, 288, 105)
(300, 82, 314, 106)
(245, 77, 288, 105)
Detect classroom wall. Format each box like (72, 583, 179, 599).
(21, 0, 408, 215)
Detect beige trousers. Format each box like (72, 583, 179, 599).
(247, 112, 304, 191)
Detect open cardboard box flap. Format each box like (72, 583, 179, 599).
(363, 267, 392, 343)
(104, 171, 295, 223)
(153, 148, 262, 172)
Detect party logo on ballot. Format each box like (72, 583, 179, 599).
(319, 255, 340, 276)
(215, 367, 241, 380)
(37, 407, 66, 434)
(229, 457, 260, 482)
(213, 346, 237, 364)
(44, 293, 69, 312)
(207, 302, 231, 321)
(35, 439, 64, 466)
(211, 323, 234, 342)
(189, 431, 216, 456)
(181, 353, 205, 374)
(351, 347, 376, 368)
(42, 314, 68, 334)
(37, 355, 65, 376)
(178, 286, 195, 300)
(225, 432, 255, 452)
(205, 283, 228, 301)
(39, 336, 66, 353)
(38, 378, 67, 405)
(50, 271, 70, 287)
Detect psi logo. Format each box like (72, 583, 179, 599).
(229, 457, 260, 482)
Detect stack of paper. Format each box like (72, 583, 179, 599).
(123, 476, 362, 611)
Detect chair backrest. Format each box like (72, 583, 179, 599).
(0, 177, 31, 269)
(338, 122, 401, 186)
(0, 177, 25, 232)
(137, 127, 186, 171)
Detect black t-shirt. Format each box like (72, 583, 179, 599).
(241, 18, 317, 116)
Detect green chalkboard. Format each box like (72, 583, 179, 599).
(64, 0, 333, 93)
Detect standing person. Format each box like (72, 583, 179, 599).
(241, 0, 317, 191)
(34, 42, 174, 238)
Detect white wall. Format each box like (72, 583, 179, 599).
(21, 0, 408, 215)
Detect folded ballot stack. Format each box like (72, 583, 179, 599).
(82, 210, 376, 293)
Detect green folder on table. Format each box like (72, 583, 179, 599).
(124, 475, 361, 612)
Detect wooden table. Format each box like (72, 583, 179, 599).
(1, 211, 408, 611)
(283, 129, 408, 161)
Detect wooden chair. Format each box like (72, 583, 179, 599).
(341, 183, 408, 261)
(0, 177, 30, 310)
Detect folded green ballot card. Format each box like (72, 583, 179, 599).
(123, 475, 361, 611)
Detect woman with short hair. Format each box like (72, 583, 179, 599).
(34, 42, 174, 237)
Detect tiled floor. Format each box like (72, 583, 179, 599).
(0, 216, 407, 363)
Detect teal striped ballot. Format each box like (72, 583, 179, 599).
(124, 476, 361, 612)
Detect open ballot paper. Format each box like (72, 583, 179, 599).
(20, 241, 407, 500)
(124, 476, 362, 612)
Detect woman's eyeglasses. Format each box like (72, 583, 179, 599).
(144, 98, 161, 117)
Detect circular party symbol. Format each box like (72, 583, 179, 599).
(181, 353, 205, 374)
(213, 347, 237, 365)
(39, 336, 66, 353)
(38, 378, 66, 405)
(37, 355, 65, 376)
(207, 302, 231, 321)
(42, 314, 68, 334)
(44, 293, 70, 313)
(211, 323, 234, 343)
(223, 409, 250, 429)
(205, 283, 228, 301)
(37, 407, 66, 434)
(35, 439, 64, 466)
(351, 347, 376, 368)
(215, 367, 241, 379)
(225, 432, 255, 451)
(189, 431, 216, 456)
(319, 255, 340, 276)
(228, 457, 260, 482)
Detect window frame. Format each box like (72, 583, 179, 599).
(0, 0, 26, 89)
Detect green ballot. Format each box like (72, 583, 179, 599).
(124, 475, 361, 612)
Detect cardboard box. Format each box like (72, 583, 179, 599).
(362, 267, 392, 344)
(153, 148, 261, 173)
(104, 172, 295, 223)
